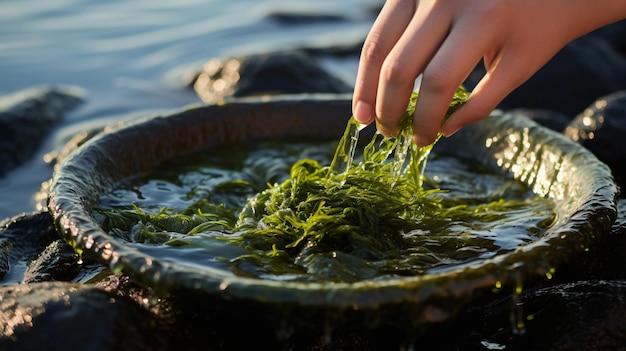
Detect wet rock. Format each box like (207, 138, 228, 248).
(22, 239, 79, 283)
(553, 198, 626, 282)
(0, 212, 59, 260)
(265, 11, 347, 25)
(466, 198, 626, 349)
(190, 51, 352, 104)
(504, 108, 573, 132)
(465, 34, 626, 117)
(0, 85, 84, 178)
(0, 239, 10, 280)
(458, 280, 626, 351)
(0, 282, 169, 351)
(591, 19, 626, 54)
(401, 198, 626, 350)
(0, 212, 71, 285)
(300, 40, 364, 59)
(563, 90, 626, 191)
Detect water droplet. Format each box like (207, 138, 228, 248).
(509, 288, 526, 335)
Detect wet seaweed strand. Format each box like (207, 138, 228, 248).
(97, 87, 471, 253)
(228, 87, 470, 261)
(95, 86, 560, 281)
(101, 88, 547, 259)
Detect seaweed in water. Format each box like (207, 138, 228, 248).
(232, 88, 469, 257)
(96, 86, 555, 282)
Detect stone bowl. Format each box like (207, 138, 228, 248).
(47, 95, 618, 333)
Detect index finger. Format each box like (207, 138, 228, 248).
(352, 0, 416, 126)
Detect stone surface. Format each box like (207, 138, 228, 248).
(0, 239, 10, 280)
(0, 85, 84, 178)
(265, 10, 347, 25)
(22, 239, 80, 284)
(564, 90, 626, 191)
(433, 280, 626, 351)
(190, 51, 352, 104)
(0, 282, 169, 351)
(592, 19, 626, 54)
(0, 212, 60, 262)
(0, 212, 83, 285)
(504, 108, 573, 132)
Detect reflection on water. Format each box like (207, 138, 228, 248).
(0, 0, 376, 218)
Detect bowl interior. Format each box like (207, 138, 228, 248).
(48, 95, 618, 326)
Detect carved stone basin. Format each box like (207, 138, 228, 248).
(47, 95, 618, 333)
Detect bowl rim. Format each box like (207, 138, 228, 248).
(47, 95, 618, 313)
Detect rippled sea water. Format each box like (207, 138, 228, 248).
(0, 0, 377, 219)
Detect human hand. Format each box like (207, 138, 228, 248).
(353, 0, 626, 147)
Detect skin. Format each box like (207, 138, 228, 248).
(353, 0, 626, 147)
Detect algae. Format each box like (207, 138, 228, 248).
(226, 87, 469, 266)
(96, 86, 557, 282)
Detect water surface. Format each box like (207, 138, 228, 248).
(0, 0, 375, 218)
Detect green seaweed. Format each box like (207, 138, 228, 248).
(95, 86, 557, 282)
(222, 86, 471, 274)
(95, 199, 238, 245)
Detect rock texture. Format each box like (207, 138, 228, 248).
(190, 51, 352, 104)
(0, 86, 84, 178)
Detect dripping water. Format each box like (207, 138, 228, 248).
(509, 284, 526, 335)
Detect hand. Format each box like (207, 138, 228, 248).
(353, 0, 626, 147)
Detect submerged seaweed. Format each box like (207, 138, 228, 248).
(96, 86, 557, 282)
(228, 88, 466, 273)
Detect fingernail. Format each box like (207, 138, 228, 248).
(354, 100, 373, 124)
(413, 133, 429, 148)
(442, 124, 461, 137)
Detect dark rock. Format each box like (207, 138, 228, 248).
(0, 212, 65, 285)
(190, 51, 352, 104)
(458, 280, 626, 351)
(505, 108, 573, 132)
(464, 34, 626, 117)
(0, 85, 84, 178)
(0, 238, 10, 280)
(0, 282, 169, 351)
(265, 11, 347, 25)
(301, 41, 364, 59)
(591, 19, 626, 54)
(538, 198, 626, 284)
(563, 90, 626, 191)
(0, 212, 58, 260)
(22, 239, 80, 283)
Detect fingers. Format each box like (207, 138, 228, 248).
(352, 0, 416, 126)
(375, 1, 452, 137)
(439, 72, 509, 138)
(411, 15, 495, 146)
(441, 55, 534, 137)
(440, 45, 546, 138)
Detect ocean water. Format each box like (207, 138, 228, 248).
(0, 0, 377, 219)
